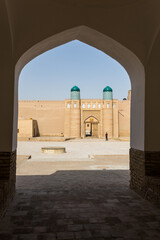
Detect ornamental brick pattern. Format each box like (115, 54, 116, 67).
(0, 151, 16, 218)
(130, 148, 160, 202)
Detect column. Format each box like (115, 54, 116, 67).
(0, 1, 17, 217)
(130, 33, 160, 200)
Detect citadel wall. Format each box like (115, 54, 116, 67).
(18, 101, 65, 136)
(118, 100, 130, 137)
(18, 97, 130, 139)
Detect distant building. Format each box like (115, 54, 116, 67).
(18, 87, 131, 139)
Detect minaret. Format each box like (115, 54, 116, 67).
(71, 86, 80, 100)
(102, 86, 113, 138)
(103, 86, 113, 100)
(70, 86, 81, 138)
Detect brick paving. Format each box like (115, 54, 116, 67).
(0, 169, 160, 240)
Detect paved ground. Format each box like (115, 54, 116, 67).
(0, 140, 160, 240)
(17, 140, 130, 161)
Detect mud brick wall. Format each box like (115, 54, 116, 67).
(0, 151, 16, 218)
(145, 151, 160, 176)
(130, 148, 146, 196)
(130, 148, 160, 201)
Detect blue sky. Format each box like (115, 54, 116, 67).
(18, 40, 131, 100)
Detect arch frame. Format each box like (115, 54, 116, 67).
(84, 116, 99, 124)
(13, 25, 145, 151)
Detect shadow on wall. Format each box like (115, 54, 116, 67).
(36, 121, 40, 137)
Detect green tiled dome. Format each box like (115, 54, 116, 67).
(103, 86, 113, 100)
(103, 86, 113, 92)
(71, 86, 80, 92)
(70, 86, 80, 100)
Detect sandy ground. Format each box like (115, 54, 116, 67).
(17, 139, 130, 162)
(16, 140, 130, 176)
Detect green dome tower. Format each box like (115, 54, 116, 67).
(103, 86, 113, 100)
(71, 86, 80, 100)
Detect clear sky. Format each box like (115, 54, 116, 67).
(19, 40, 131, 100)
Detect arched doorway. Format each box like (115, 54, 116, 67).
(0, 25, 146, 216)
(14, 26, 145, 151)
(84, 116, 99, 138)
(14, 25, 145, 194)
(1, 0, 160, 220)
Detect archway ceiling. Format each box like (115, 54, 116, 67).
(53, 0, 141, 9)
(6, 0, 160, 65)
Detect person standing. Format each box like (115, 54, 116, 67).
(105, 132, 108, 141)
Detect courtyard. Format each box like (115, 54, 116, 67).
(0, 140, 160, 239)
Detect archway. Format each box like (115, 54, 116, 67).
(12, 26, 145, 205)
(84, 116, 99, 138)
(14, 26, 145, 152)
(1, 1, 160, 235)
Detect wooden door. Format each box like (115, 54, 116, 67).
(92, 123, 98, 137)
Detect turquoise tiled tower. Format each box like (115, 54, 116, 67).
(71, 86, 80, 100)
(103, 86, 113, 100)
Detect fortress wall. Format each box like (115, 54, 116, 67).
(18, 119, 33, 138)
(112, 101, 119, 138)
(102, 107, 113, 138)
(118, 100, 130, 137)
(18, 98, 131, 139)
(18, 101, 65, 136)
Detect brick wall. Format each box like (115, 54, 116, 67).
(0, 151, 16, 218)
(130, 148, 160, 203)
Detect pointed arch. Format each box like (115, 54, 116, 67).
(84, 116, 99, 123)
(13, 25, 145, 151)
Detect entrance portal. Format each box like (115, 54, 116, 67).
(84, 116, 99, 138)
